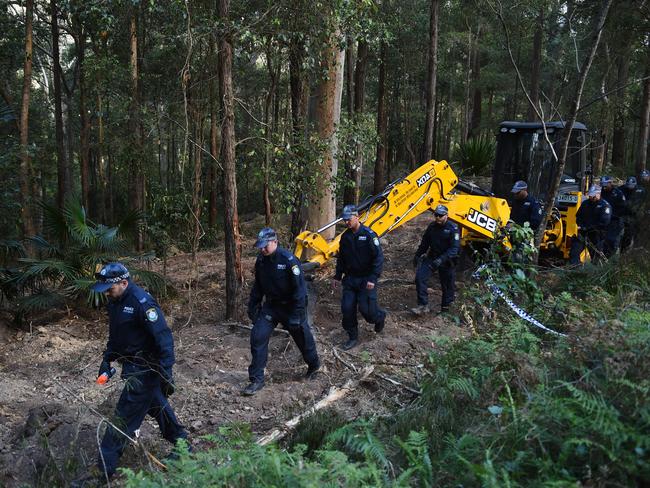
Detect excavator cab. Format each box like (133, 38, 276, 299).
(492, 121, 590, 257)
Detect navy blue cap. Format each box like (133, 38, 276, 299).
(511, 180, 528, 193)
(254, 227, 277, 248)
(626, 176, 637, 189)
(600, 175, 612, 186)
(91, 263, 130, 292)
(341, 205, 358, 220)
(587, 184, 601, 197)
(433, 204, 448, 216)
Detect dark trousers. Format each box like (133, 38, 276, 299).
(248, 303, 319, 383)
(99, 365, 187, 476)
(415, 257, 455, 308)
(341, 276, 386, 340)
(604, 218, 624, 257)
(569, 229, 605, 264)
(621, 217, 638, 251)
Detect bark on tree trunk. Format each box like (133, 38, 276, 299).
(374, 43, 387, 195)
(308, 26, 345, 240)
(636, 68, 650, 174)
(209, 38, 219, 229)
(19, 0, 35, 239)
(534, 0, 613, 249)
(468, 26, 482, 139)
(217, 0, 243, 320)
(77, 30, 91, 214)
(527, 7, 543, 120)
(263, 38, 279, 225)
(610, 53, 630, 168)
(423, 0, 439, 160)
(51, 0, 70, 209)
(345, 39, 368, 204)
(129, 9, 145, 250)
(289, 36, 308, 238)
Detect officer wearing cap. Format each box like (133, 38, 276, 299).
(509, 180, 543, 230)
(332, 204, 386, 350)
(600, 176, 626, 257)
(411, 204, 460, 315)
(619, 176, 646, 251)
(90, 263, 188, 479)
(244, 227, 320, 396)
(569, 185, 612, 264)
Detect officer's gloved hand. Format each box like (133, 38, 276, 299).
(247, 305, 260, 323)
(98, 360, 111, 379)
(431, 258, 443, 269)
(287, 308, 305, 329)
(160, 368, 175, 397)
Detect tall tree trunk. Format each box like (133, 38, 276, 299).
(51, 0, 70, 209)
(534, 0, 613, 248)
(308, 26, 345, 240)
(345, 39, 368, 204)
(468, 25, 482, 139)
(374, 43, 387, 195)
(527, 7, 543, 120)
(289, 36, 308, 238)
(345, 35, 354, 115)
(217, 0, 243, 320)
(77, 30, 91, 213)
(423, 0, 439, 160)
(19, 0, 35, 239)
(610, 54, 630, 168)
(208, 38, 219, 229)
(636, 67, 650, 174)
(263, 38, 279, 224)
(129, 8, 145, 249)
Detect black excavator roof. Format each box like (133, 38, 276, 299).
(499, 121, 588, 131)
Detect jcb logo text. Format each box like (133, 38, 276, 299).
(416, 173, 431, 187)
(467, 209, 497, 233)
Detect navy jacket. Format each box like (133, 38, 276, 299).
(576, 198, 612, 231)
(600, 186, 626, 220)
(334, 225, 384, 284)
(510, 194, 543, 230)
(103, 282, 174, 372)
(248, 246, 306, 314)
(414, 220, 460, 265)
(621, 185, 646, 217)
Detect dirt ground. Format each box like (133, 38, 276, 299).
(0, 215, 469, 487)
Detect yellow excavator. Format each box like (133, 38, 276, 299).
(295, 122, 592, 268)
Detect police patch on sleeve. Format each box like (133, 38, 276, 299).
(145, 307, 159, 322)
(455, 233, 460, 240)
(291, 265, 301, 276)
(373, 237, 380, 246)
(605, 207, 611, 214)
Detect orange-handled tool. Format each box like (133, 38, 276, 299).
(96, 367, 117, 385)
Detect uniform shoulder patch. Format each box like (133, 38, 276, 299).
(291, 264, 301, 276)
(145, 307, 159, 322)
(605, 207, 611, 214)
(373, 237, 380, 246)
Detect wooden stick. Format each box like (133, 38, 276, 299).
(224, 321, 290, 336)
(333, 347, 357, 372)
(257, 366, 374, 446)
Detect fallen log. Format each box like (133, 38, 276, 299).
(256, 365, 374, 446)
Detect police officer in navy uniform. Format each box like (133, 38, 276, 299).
(509, 180, 543, 230)
(411, 204, 460, 315)
(89, 263, 188, 480)
(620, 176, 646, 251)
(332, 205, 386, 351)
(244, 227, 320, 396)
(569, 185, 612, 264)
(600, 175, 626, 257)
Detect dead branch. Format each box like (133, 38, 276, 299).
(257, 365, 374, 446)
(223, 321, 290, 336)
(373, 372, 421, 396)
(333, 347, 357, 372)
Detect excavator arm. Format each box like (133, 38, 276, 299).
(294, 160, 512, 270)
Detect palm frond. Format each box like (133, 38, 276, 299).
(0, 239, 25, 261)
(63, 199, 94, 246)
(17, 289, 66, 313)
(24, 235, 62, 258)
(131, 268, 168, 297)
(17, 258, 81, 284)
(116, 208, 145, 238)
(38, 201, 69, 244)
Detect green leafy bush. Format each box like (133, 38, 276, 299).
(453, 135, 496, 176)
